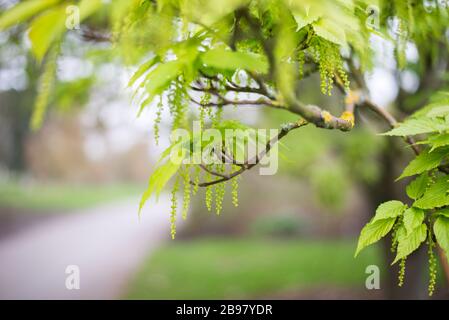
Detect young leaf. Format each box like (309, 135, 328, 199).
(355, 218, 396, 257)
(128, 56, 159, 87)
(201, 49, 268, 74)
(313, 19, 346, 47)
(436, 208, 449, 218)
(393, 224, 427, 264)
(403, 207, 425, 235)
(28, 6, 67, 62)
(413, 176, 449, 209)
(383, 118, 446, 137)
(138, 60, 184, 114)
(434, 216, 449, 262)
(426, 134, 449, 152)
(406, 174, 429, 200)
(139, 156, 185, 214)
(372, 200, 407, 223)
(28, 0, 102, 62)
(397, 148, 446, 180)
(0, 0, 61, 31)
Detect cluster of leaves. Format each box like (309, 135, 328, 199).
(355, 92, 449, 295)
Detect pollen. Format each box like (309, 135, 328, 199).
(321, 111, 333, 124)
(340, 111, 355, 127)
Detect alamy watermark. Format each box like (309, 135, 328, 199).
(65, 265, 80, 290)
(365, 265, 380, 290)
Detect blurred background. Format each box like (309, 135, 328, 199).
(0, 0, 448, 300)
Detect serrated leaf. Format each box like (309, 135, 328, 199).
(383, 118, 446, 136)
(413, 176, 449, 209)
(403, 207, 425, 235)
(427, 105, 449, 118)
(412, 97, 449, 118)
(355, 218, 396, 257)
(426, 134, 449, 152)
(398, 148, 446, 180)
(406, 174, 430, 200)
(201, 49, 268, 74)
(0, 0, 61, 31)
(372, 200, 406, 223)
(434, 217, 449, 262)
(393, 223, 427, 264)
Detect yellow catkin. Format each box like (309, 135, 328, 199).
(205, 172, 213, 212)
(398, 258, 406, 287)
(31, 44, 59, 130)
(427, 230, 437, 296)
(153, 96, 163, 145)
(231, 175, 239, 207)
(182, 166, 191, 220)
(215, 164, 226, 215)
(170, 176, 180, 239)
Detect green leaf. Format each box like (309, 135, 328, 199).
(403, 207, 425, 235)
(128, 56, 160, 87)
(383, 118, 446, 137)
(393, 223, 427, 264)
(372, 200, 407, 223)
(426, 105, 449, 118)
(434, 216, 449, 262)
(355, 218, 396, 257)
(436, 208, 449, 218)
(139, 158, 183, 214)
(28, 6, 67, 62)
(0, 0, 61, 31)
(423, 134, 449, 152)
(201, 49, 268, 74)
(78, 0, 103, 20)
(413, 176, 449, 209)
(138, 60, 184, 114)
(406, 174, 430, 200)
(398, 148, 446, 180)
(313, 19, 346, 46)
(28, 0, 102, 62)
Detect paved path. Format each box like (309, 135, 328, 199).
(0, 196, 172, 299)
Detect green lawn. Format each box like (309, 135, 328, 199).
(0, 182, 143, 211)
(126, 238, 382, 299)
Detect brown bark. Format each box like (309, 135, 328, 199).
(438, 247, 449, 289)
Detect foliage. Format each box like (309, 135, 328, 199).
(356, 92, 449, 295)
(1, 0, 449, 295)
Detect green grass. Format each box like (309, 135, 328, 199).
(0, 182, 143, 211)
(126, 238, 383, 299)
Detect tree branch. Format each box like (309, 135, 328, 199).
(191, 120, 308, 187)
